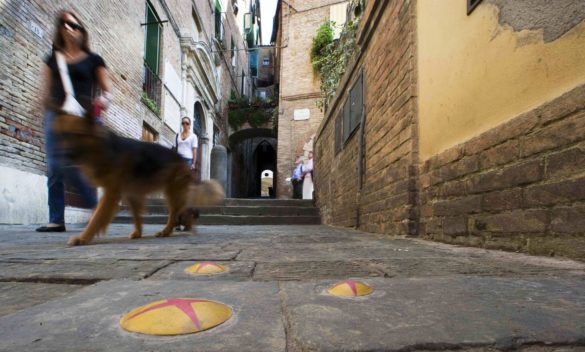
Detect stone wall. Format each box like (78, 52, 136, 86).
(420, 84, 585, 261)
(276, 0, 347, 198)
(314, 0, 418, 235)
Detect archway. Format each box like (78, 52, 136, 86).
(253, 141, 276, 198)
(229, 129, 276, 198)
(260, 170, 274, 197)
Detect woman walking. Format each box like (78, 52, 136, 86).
(36, 10, 112, 232)
(175, 117, 198, 170)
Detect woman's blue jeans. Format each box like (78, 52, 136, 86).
(44, 110, 97, 225)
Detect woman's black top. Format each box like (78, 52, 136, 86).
(44, 51, 106, 111)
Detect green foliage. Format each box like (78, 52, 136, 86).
(227, 95, 275, 130)
(228, 109, 248, 130)
(312, 15, 361, 111)
(310, 21, 334, 72)
(141, 93, 160, 115)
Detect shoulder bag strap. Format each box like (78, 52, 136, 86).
(55, 52, 76, 98)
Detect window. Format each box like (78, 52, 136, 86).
(467, 0, 484, 15)
(143, 2, 163, 111)
(249, 49, 258, 76)
(231, 36, 236, 67)
(215, 0, 225, 45)
(144, 2, 161, 74)
(335, 112, 342, 154)
(342, 99, 350, 141)
(338, 72, 364, 146)
(193, 102, 203, 137)
(349, 72, 363, 135)
(213, 124, 220, 146)
(329, 2, 348, 39)
(263, 56, 270, 66)
(142, 122, 158, 142)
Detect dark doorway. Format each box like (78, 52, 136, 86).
(192, 102, 205, 183)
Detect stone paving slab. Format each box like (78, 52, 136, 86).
(280, 276, 585, 352)
(0, 280, 285, 352)
(0, 259, 172, 283)
(0, 243, 239, 261)
(237, 238, 456, 262)
(0, 282, 85, 318)
(253, 260, 386, 281)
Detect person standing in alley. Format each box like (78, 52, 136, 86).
(302, 151, 314, 200)
(175, 117, 198, 170)
(36, 10, 112, 232)
(291, 155, 304, 199)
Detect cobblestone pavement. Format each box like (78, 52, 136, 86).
(0, 224, 583, 351)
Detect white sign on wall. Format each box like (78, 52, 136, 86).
(293, 109, 310, 121)
(28, 21, 44, 39)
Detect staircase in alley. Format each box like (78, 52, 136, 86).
(113, 198, 321, 225)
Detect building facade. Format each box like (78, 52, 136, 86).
(313, 0, 585, 261)
(274, 0, 349, 198)
(0, 0, 251, 224)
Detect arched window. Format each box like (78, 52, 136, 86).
(193, 102, 204, 137)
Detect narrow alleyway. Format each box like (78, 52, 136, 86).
(0, 224, 583, 351)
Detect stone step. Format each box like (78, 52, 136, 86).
(119, 205, 319, 217)
(112, 214, 321, 225)
(140, 198, 315, 207)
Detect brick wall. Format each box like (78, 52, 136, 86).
(276, 0, 346, 198)
(314, 0, 418, 235)
(0, 0, 241, 223)
(420, 84, 585, 261)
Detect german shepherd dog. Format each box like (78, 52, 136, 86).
(52, 114, 225, 246)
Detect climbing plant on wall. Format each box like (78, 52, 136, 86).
(311, 1, 363, 111)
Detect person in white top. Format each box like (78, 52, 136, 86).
(302, 151, 314, 200)
(176, 117, 198, 170)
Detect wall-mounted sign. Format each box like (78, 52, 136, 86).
(293, 109, 310, 121)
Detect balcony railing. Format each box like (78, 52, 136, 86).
(143, 61, 162, 113)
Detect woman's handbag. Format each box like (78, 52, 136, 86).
(171, 133, 179, 152)
(55, 51, 86, 117)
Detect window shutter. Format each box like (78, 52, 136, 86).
(349, 73, 362, 134)
(343, 98, 350, 142)
(335, 112, 342, 154)
(145, 3, 161, 74)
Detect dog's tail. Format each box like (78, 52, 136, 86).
(186, 179, 225, 208)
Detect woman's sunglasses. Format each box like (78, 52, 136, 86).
(182, 122, 190, 125)
(60, 19, 84, 32)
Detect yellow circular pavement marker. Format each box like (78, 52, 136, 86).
(327, 280, 374, 297)
(185, 261, 226, 275)
(120, 298, 232, 335)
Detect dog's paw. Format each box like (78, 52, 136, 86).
(67, 236, 87, 246)
(154, 231, 171, 238)
(129, 231, 142, 239)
